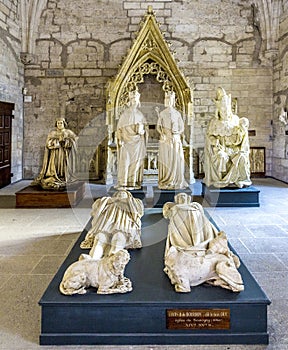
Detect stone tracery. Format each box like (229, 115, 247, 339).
(105, 7, 194, 185)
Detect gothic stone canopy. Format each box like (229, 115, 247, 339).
(106, 6, 194, 131)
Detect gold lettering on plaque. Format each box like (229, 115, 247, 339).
(166, 309, 230, 330)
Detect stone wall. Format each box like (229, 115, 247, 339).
(272, 5, 288, 183)
(24, 0, 274, 181)
(0, 0, 24, 183)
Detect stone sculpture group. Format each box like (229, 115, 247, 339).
(163, 194, 243, 293)
(60, 189, 143, 295)
(32, 117, 78, 190)
(116, 89, 188, 190)
(56, 86, 248, 295)
(203, 87, 251, 188)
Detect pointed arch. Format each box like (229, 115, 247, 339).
(20, 0, 48, 60)
(104, 7, 195, 185)
(254, 0, 281, 57)
(106, 6, 194, 132)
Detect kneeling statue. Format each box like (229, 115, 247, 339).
(32, 117, 78, 190)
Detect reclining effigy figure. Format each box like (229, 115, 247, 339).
(80, 189, 144, 260)
(60, 189, 144, 296)
(163, 193, 244, 293)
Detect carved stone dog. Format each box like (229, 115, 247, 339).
(59, 249, 132, 295)
(164, 232, 244, 293)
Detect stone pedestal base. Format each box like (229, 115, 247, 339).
(39, 209, 270, 345)
(201, 183, 260, 207)
(152, 187, 192, 208)
(15, 182, 85, 208)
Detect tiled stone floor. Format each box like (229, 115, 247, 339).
(0, 177, 287, 350)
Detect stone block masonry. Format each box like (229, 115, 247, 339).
(0, 0, 24, 183)
(23, 0, 275, 181)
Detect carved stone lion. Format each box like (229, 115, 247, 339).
(59, 249, 132, 295)
(164, 232, 244, 293)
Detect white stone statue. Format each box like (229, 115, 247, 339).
(279, 107, 288, 125)
(203, 87, 252, 188)
(164, 232, 244, 293)
(80, 189, 144, 260)
(116, 90, 148, 190)
(163, 193, 218, 256)
(163, 193, 243, 293)
(156, 91, 188, 189)
(32, 117, 78, 190)
(59, 249, 132, 295)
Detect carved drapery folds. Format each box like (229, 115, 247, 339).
(105, 6, 194, 185)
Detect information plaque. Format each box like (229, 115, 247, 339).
(166, 309, 230, 330)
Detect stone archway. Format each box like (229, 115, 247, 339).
(105, 6, 194, 185)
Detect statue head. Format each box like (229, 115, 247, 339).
(174, 192, 191, 205)
(55, 117, 67, 129)
(110, 249, 130, 272)
(113, 189, 130, 199)
(128, 90, 141, 107)
(214, 87, 232, 121)
(164, 91, 176, 108)
(239, 117, 249, 130)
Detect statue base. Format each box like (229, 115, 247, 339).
(201, 183, 260, 207)
(152, 186, 192, 208)
(39, 209, 270, 345)
(15, 182, 85, 208)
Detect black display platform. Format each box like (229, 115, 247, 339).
(201, 183, 260, 207)
(153, 187, 193, 208)
(15, 181, 85, 208)
(39, 209, 270, 345)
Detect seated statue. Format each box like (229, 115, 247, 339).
(203, 87, 252, 188)
(31, 117, 78, 190)
(80, 189, 144, 260)
(156, 91, 188, 189)
(59, 249, 132, 295)
(163, 193, 243, 293)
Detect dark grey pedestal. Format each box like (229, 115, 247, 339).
(39, 209, 270, 345)
(153, 187, 192, 208)
(202, 183, 260, 207)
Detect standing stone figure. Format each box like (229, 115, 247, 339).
(203, 87, 252, 188)
(157, 91, 188, 189)
(116, 90, 148, 190)
(32, 117, 78, 190)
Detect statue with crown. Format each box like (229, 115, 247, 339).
(116, 89, 148, 190)
(156, 91, 188, 190)
(203, 87, 252, 189)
